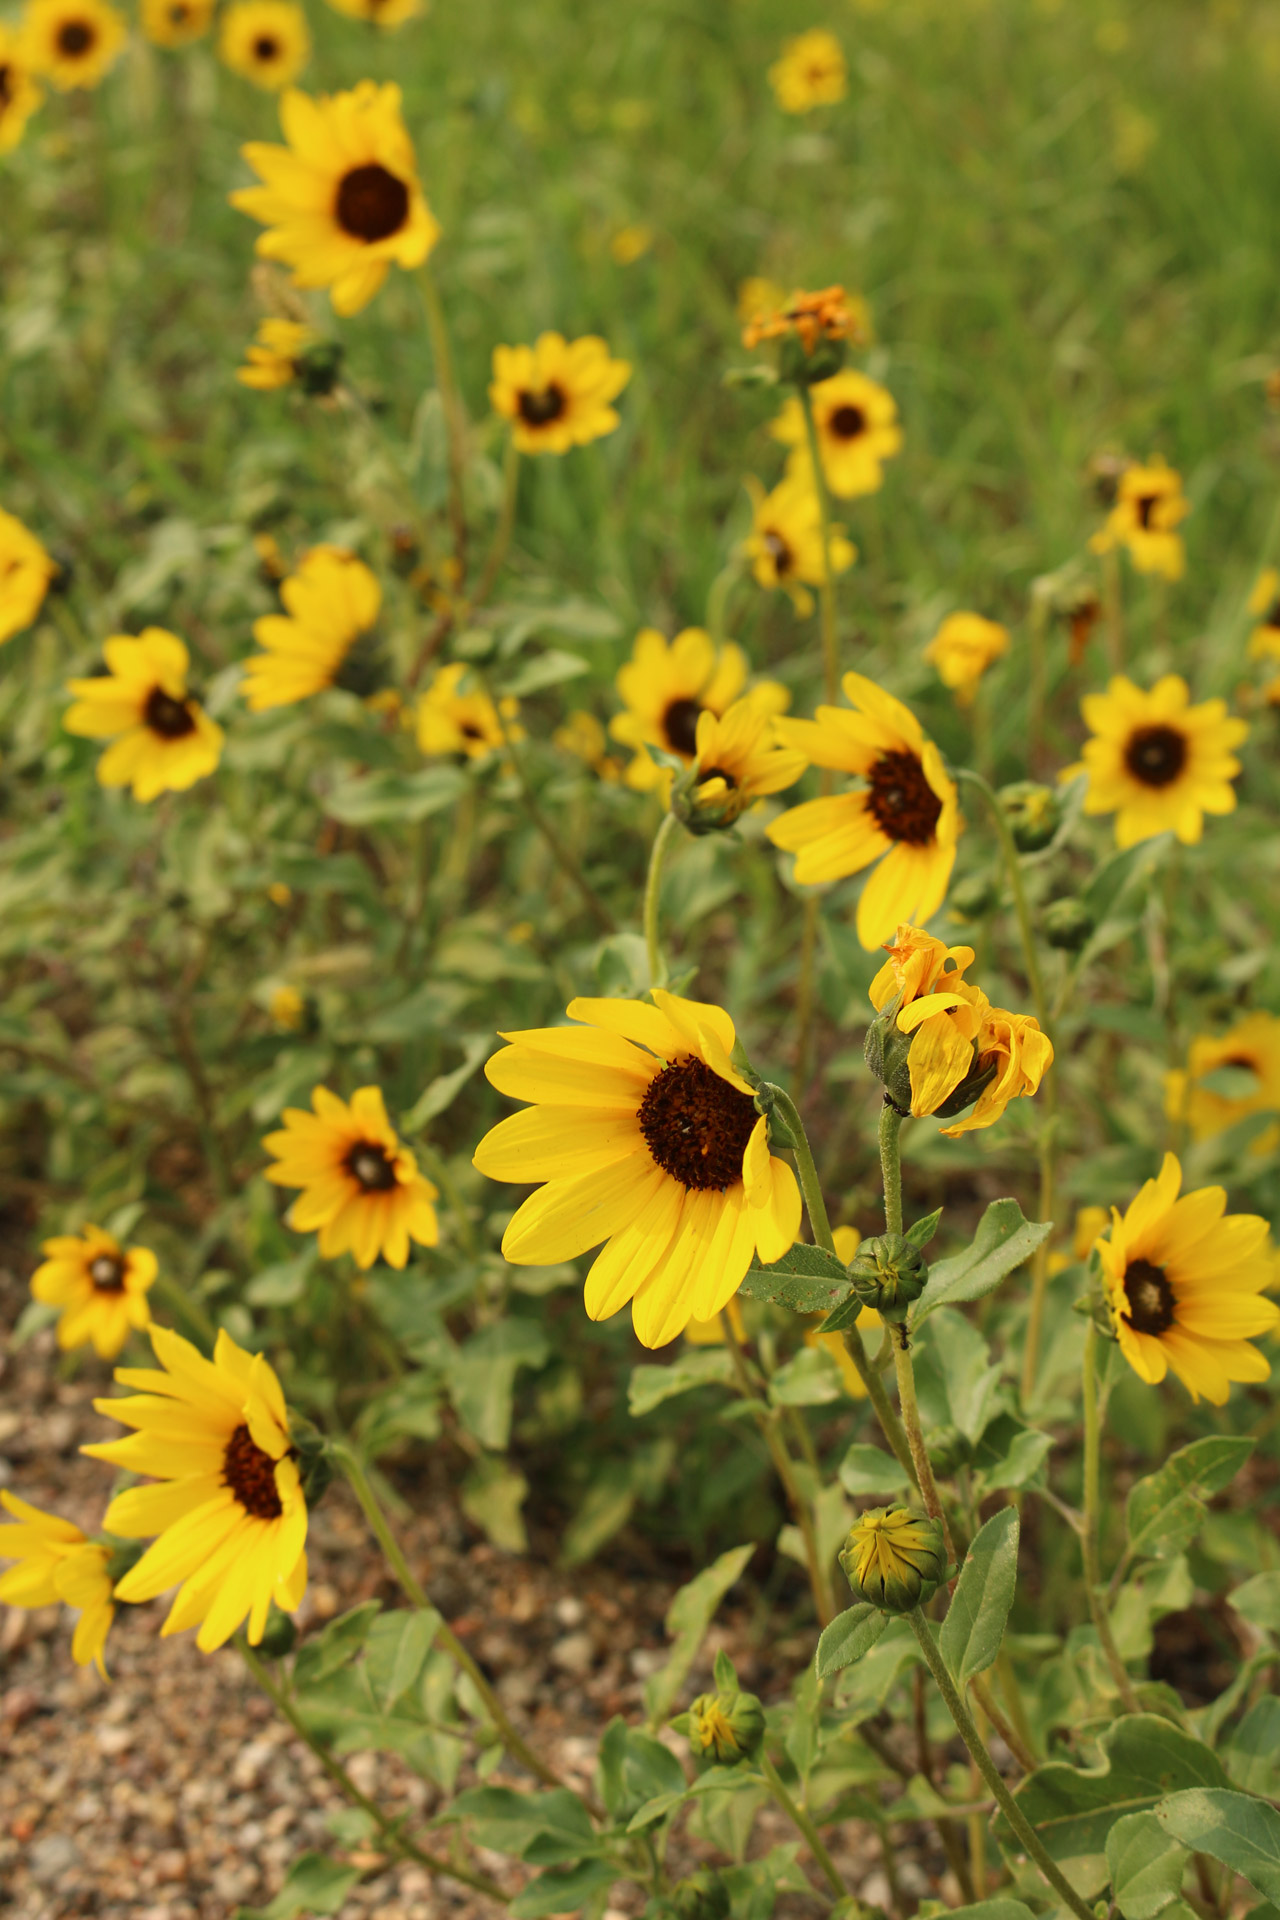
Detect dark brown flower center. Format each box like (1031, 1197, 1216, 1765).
(335, 164, 410, 244)
(1124, 724, 1186, 788)
(1122, 1257, 1176, 1336)
(1265, 599, 1280, 630)
(459, 721, 485, 740)
(253, 32, 278, 56)
(517, 383, 566, 427)
(88, 1254, 126, 1292)
(223, 1423, 283, 1520)
(829, 404, 866, 440)
(866, 748, 942, 845)
(1135, 494, 1160, 530)
(57, 19, 95, 54)
(0, 64, 13, 105)
(143, 687, 198, 740)
(638, 1057, 758, 1192)
(347, 1142, 398, 1191)
(170, 2, 189, 18)
(763, 529, 792, 575)
(662, 697, 702, 757)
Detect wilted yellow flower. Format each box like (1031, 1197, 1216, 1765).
(767, 29, 847, 114)
(490, 333, 631, 455)
(0, 1493, 114, 1676)
(0, 28, 44, 150)
(1063, 674, 1247, 848)
(1164, 1012, 1280, 1157)
(416, 662, 521, 759)
(140, 0, 213, 47)
(64, 629, 224, 802)
(742, 474, 855, 615)
(30, 1225, 156, 1360)
(840, 1506, 946, 1612)
(243, 547, 383, 709)
(263, 1085, 439, 1269)
(742, 284, 863, 355)
(22, 0, 126, 89)
(0, 509, 57, 643)
(772, 369, 901, 500)
(1090, 457, 1189, 580)
(218, 0, 309, 87)
(610, 626, 788, 795)
(923, 613, 1010, 708)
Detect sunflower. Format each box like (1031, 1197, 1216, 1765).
(1247, 568, 1280, 666)
(1063, 674, 1248, 849)
(1164, 1012, 1280, 1157)
(609, 626, 788, 795)
(22, 0, 126, 88)
(767, 28, 847, 113)
(243, 547, 382, 710)
(231, 82, 438, 314)
(771, 369, 902, 500)
(768, 676, 960, 950)
(1090, 457, 1189, 580)
(237, 317, 315, 390)
(1097, 1153, 1278, 1405)
(218, 0, 309, 88)
(323, 0, 424, 28)
(553, 709, 624, 783)
(0, 508, 57, 643)
(682, 698, 809, 830)
(0, 28, 43, 151)
(30, 1224, 157, 1360)
(805, 1224, 880, 1396)
(0, 1493, 114, 1676)
(415, 661, 521, 759)
(140, 0, 213, 46)
(471, 991, 801, 1349)
(264, 1085, 439, 1268)
(923, 612, 1009, 708)
(84, 1326, 308, 1652)
(742, 475, 856, 616)
(64, 629, 224, 802)
(490, 333, 631, 455)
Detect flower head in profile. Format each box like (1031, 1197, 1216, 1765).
(610, 626, 788, 795)
(22, 0, 126, 89)
(676, 698, 809, 832)
(0, 1493, 115, 1676)
(0, 509, 57, 643)
(1164, 1012, 1280, 1157)
(472, 992, 801, 1349)
(490, 334, 631, 455)
(243, 547, 383, 710)
(771, 369, 902, 500)
(924, 613, 1009, 708)
(1247, 569, 1280, 693)
(218, 0, 309, 87)
(264, 1085, 439, 1268)
(415, 662, 521, 760)
(768, 677, 959, 950)
(0, 28, 44, 150)
(237, 317, 337, 394)
(553, 710, 624, 783)
(231, 83, 438, 313)
(840, 1506, 946, 1613)
(1097, 1153, 1278, 1405)
(64, 630, 224, 802)
(84, 1327, 308, 1652)
(1063, 674, 1247, 849)
(1090, 457, 1189, 580)
(323, 0, 423, 25)
(141, 0, 213, 46)
(806, 1224, 880, 1396)
(30, 1225, 157, 1360)
(743, 475, 855, 616)
(767, 28, 847, 114)
(742, 285, 862, 356)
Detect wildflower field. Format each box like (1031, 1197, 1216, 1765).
(3, 0, 1280, 1915)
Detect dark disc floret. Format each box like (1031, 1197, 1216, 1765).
(347, 1141, 398, 1192)
(335, 164, 410, 244)
(223, 1423, 284, 1520)
(144, 687, 198, 740)
(1122, 1257, 1176, 1336)
(1124, 723, 1187, 788)
(829, 403, 866, 440)
(517, 383, 567, 427)
(88, 1254, 126, 1293)
(57, 18, 95, 54)
(866, 748, 942, 845)
(662, 697, 703, 757)
(638, 1057, 758, 1192)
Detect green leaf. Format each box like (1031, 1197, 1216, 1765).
(461, 1458, 530, 1553)
(234, 1853, 363, 1920)
(738, 1240, 853, 1314)
(937, 1904, 1038, 1920)
(450, 1786, 596, 1861)
(448, 1319, 550, 1450)
(941, 1507, 1019, 1686)
(768, 1344, 843, 1406)
(292, 1601, 382, 1690)
(1106, 1811, 1189, 1920)
(839, 1442, 910, 1496)
(245, 1250, 314, 1307)
(399, 1035, 492, 1133)
(1229, 1572, 1280, 1633)
(322, 766, 466, 826)
(906, 1206, 944, 1249)
(971, 1420, 1053, 1495)
(361, 1608, 442, 1712)
(496, 648, 589, 697)
(929, 1309, 1005, 1444)
(628, 1348, 735, 1416)
(815, 1605, 890, 1679)
(509, 1860, 618, 1917)
(911, 1200, 1052, 1324)
(1155, 1789, 1280, 1902)
(1127, 1437, 1255, 1560)
(560, 1464, 634, 1567)
(643, 1543, 754, 1728)
(1226, 1698, 1280, 1797)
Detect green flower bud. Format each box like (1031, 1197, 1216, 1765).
(999, 781, 1061, 853)
(1042, 896, 1095, 951)
(290, 1415, 335, 1506)
(847, 1234, 928, 1324)
(297, 339, 344, 397)
(779, 332, 847, 387)
(839, 1506, 947, 1613)
(686, 1685, 765, 1766)
(671, 764, 740, 837)
(864, 1008, 914, 1116)
(947, 871, 1000, 922)
(668, 1870, 731, 1920)
(256, 1603, 299, 1658)
(100, 1535, 146, 1585)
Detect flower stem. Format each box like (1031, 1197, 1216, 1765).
(466, 432, 520, 616)
(891, 1323, 954, 1564)
(878, 1098, 904, 1236)
(705, 556, 744, 649)
(906, 1609, 1096, 1920)
(416, 263, 469, 582)
(759, 1750, 853, 1904)
(239, 1642, 507, 1902)
(1081, 1319, 1143, 1712)
(797, 384, 840, 703)
(644, 810, 682, 989)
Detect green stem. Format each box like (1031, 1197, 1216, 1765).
(644, 810, 682, 989)
(891, 1324, 953, 1562)
(906, 1610, 1097, 1920)
(993, 1645, 1039, 1767)
(972, 1671, 1036, 1775)
(759, 1750, 853, 1904)
(797, 384, 840, 703)
(239, 1643, 507, 1901)
(1081, 1321, 1143, 1712)
(466, 432, 520, 616)
(416, 263, 469, 582)
(877, 1098, 904, 1236)
(705, 556, 743, 649)
(413, 1141, 478, 1261)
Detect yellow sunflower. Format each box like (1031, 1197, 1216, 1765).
(415, 662, 521, 759)
(923, 612, 1010, 708)
(1247, 568, 1280, 665)
(805, 1224, 880, 1397)
(231, 82, 438, 314)
(471, 991, 801, 1349)
(323, 0, 424, 28)
(767, 28, 847, 113)
(0, 28, 43, 151)
(30, 1224, 157, 1360)
(218, 0, 309, 88)
(1090, 457, 1189, 580)
(768, 676, 960, 950)
(84, 1327, 308, 1652)
(0, 1493, 114, 1676)
(742, 475, 856, 616)
(64, 629, 224, 802)
(682, 698, 809, 829)
(263, 1085, 439, 1268)
(1097, 1153, 1278, 1405)
(1063, 674, 1248, 849)
(770, 370, 902, 500)
(237, 317, 314, 390)
(140, 0, 213, 46)
(0, 508, 57, 643)
(553, 709, 624, 783)
(490, 333, 632, 455)
(22, 0, 126, 88)
(609, 626, 788, 795)
(243, 547, 381, 710)
(1164, 1012, 1280, 1156)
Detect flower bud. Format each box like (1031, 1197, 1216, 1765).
(847, 1234, 928, 1324)
(297, 339, 344, 397)
(1042, 896, 1095, 951)
(947, 871, 1000, 922)
(685, 1685, 765, 1766)
(864, 1006, 914, 1115)
(668, 1870, 731, 1920)
(839, 1506, 947, 1613)
(779, 332, 847, 386)
(256, 1604, 299, 1657)
(999, 781, 1061, 853)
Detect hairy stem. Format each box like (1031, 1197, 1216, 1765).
(878, 1098, 904, 1236)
